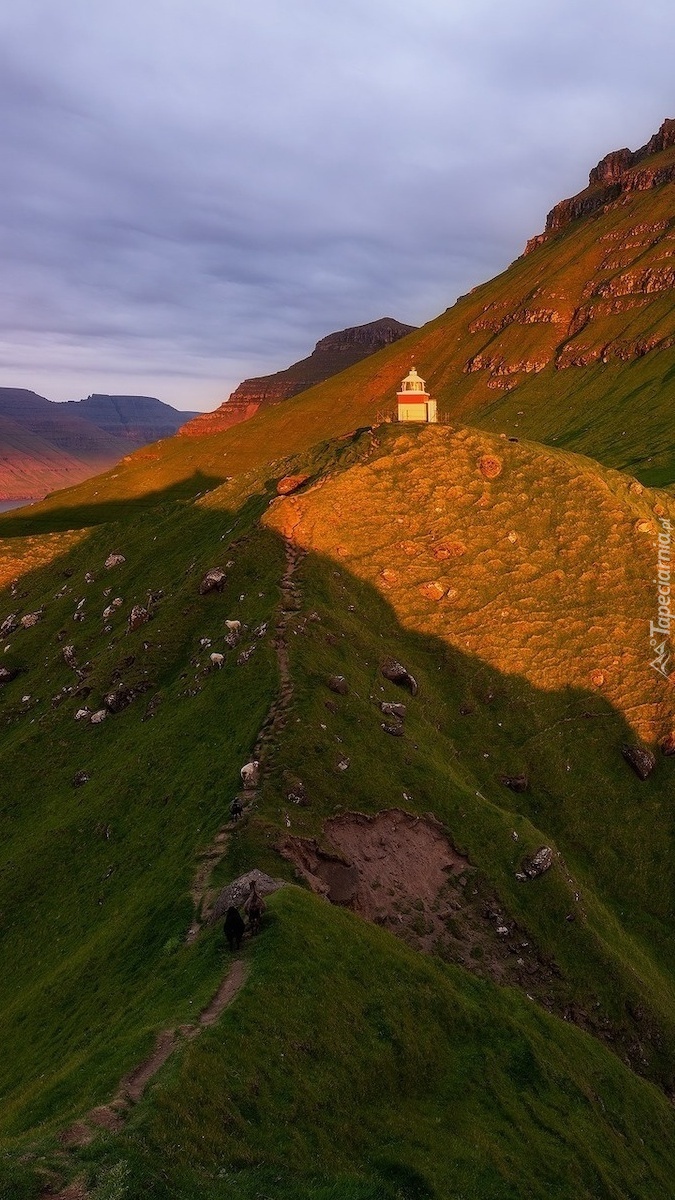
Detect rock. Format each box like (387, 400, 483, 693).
(433, 541, 466, 560)
(336, 756, 350, 772)
(622, 743, 656, 780)
(381, 722, 404, 736)
(660, 732, 675, 756)
(128, 604, 150, 632)
(74, 707, 91, 721)
(478, 454, 502, 479)
(520, 846, 554, 879)
(285, 775, 308, 806)
(237, 646, 256, 666)
(103, 685, 133, 714)
(276, 474, 309, 495)
(0, 666, 19, 685)
(589, 669, 605, 687)
(240, 760, 260, 789)
(199, 567, 227, 595)
(381, 701, 407, 719)
(84, 571, 94, 584)
(418, 581, 445, 601)
(0, 615, 18, 637)
(381, 657, 418, 696)
(90, 709, 108, 724)
(634, 518, 654, 534)
(20, 611, 42, 629)
(62, 645, 78, 670)
(72, 770, 90, 787)
(499, 774, 529, 793)
(104, 553, 126, 569)
(327, 674, 348, 695)
(211, 869, 285, 923)
(143, 693, 162, 721)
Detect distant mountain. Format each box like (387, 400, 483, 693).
(0, 388, 197, 499)
(180, 316, 417, 437)
(65, 393, 199, 444)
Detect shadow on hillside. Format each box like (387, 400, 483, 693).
(0, 470, 224, 536)
(0, 480, 675, 1113)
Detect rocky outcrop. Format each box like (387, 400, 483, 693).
(524, 119, 675, 248)
(179, 317, 416, 437)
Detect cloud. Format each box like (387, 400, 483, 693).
(0, 0, 674, 408)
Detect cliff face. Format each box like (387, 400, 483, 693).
(525, 119, 675, 246)
(180, 316, 416, 437)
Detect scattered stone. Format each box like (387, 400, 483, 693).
(105, 553, 126, 569)
(660, 732, 675, 755)
(199, 637, 212, 648)
(336, 756, 350, 772)
(419, 581, 445, 601)
(240, 760, 260, 789)
(199, 567, 227, 595)
(381, 701, 406, 719)
(622, 743, 656, 780)
(253, 621, 268, 638)
(84, 571, 95, 584)
(62, 645, 78, 670)
(128, 604, 150, 632)
(75, 707, 91, 721)
(0, 615, 18, 637)
(211, 869, 285, 923)
(478, 454, 502, 479)
(20, 611, 42, 629)
(381, 657, 418, 696)
(381, 722, 404, 736)
(285, 776, 308, 806)
(519, 846, 554, 879)
(72, 770, 90, 787)
(276, 473, 309, 495)
(143, 693, 162, 721)
(237, 646, 256, 666)
(327, 674, 348, 695)
(103, 685, 133, 714)
(499, 774, 529, 793)
(90, 709, 108, 724)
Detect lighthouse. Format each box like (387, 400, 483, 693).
(396, 367, 437, 423)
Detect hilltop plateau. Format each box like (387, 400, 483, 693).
(3, 120, 675, 1200)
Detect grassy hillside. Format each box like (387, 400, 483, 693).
(1, 425, 675, 1197)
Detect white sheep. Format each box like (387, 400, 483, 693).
(225, 620, 241, 633)
(210, 652, 225, 669)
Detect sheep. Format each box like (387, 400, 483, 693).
(225, 620, 241, 633)
(240, 760, 259, 789)
(210, 652, 225, 669)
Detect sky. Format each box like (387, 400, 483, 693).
(1, 2, 675, 411)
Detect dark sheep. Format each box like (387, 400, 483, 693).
(223, 906, 245, 951)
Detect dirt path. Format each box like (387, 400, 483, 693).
(185, 539, 304, 942)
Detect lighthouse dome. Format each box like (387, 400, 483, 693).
(400, 367, 426, 393)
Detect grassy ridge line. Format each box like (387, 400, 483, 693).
(81, 888, 675, 1200)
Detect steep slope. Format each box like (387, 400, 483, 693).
(1, 426, 675, 1198)
(65, 393, 199, 443)
(181, 316, 416, 437)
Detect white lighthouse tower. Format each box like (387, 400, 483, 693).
(396, 367, 437, 423)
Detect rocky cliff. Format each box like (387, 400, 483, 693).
(525, 118, 675, 248)
(180, 316, 416, 437)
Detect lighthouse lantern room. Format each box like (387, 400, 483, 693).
(396, 367, 437, 423)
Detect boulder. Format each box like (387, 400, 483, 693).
(381, 657, 418, 696)
(622, 743, 656, 780)
(90, 709, 108, 724)
(199, 568, 227, 595)
(20, 612, 42, 629)
(104, 553, 126, 569)
(74, 707, 91, 721)
(520, 846, 554, 879)
(381, 722, 404, 736)
(276, 474, 309, 495)
(62, 645, 78, 670)
(418, 581, 445, 601)
(0, 614, 18, 637)
(128, 604, 150, 632)
(0, 666, 19, 685)
(380, 701, 407, 719)
(327, 674, 348, 695)
(103, 685, 133, 714)
(211, 869, 285, 923)
(499, 774, 529, 793)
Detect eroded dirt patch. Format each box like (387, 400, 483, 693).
(279, 809, 560, 990)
